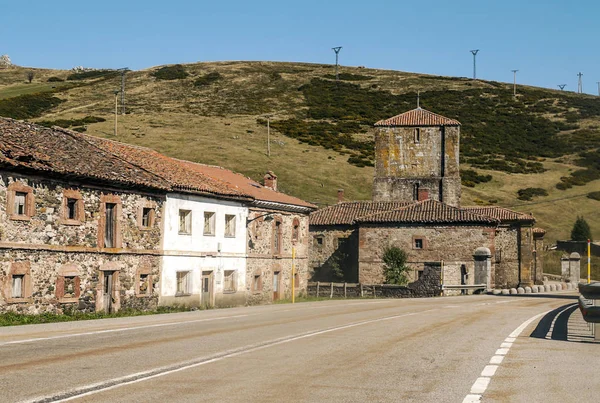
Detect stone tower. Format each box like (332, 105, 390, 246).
(372, 107, 461, 207)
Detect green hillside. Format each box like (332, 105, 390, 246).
(0, 61, 599, 243)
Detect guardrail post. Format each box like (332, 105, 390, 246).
(360, 283, 364, 297)
(373, 285, 377, 298)
(330, 282, 334, 299)
(316, 281, 320, 298)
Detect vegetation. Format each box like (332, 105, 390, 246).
(47, 76, 64, 82)
(322, 73, 373, 81)
(0, 92, 63, 119)
(382, 246, 410, 285)
(67, 69, 118, 81)
(587, 191, 600, 201)
(571, 216, 592, 241)
(0, 305, 193, 327)
(26, 71, 34, 83)
(151, 64, 188, 80)
(517, 187, 549, 201)
(38, 115, 106, 132)
(193, 71, 221, 87)
(461, 169, 492, 187)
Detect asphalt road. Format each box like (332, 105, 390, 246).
(0, 292, 595, 403)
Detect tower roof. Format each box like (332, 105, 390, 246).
(374, 108, 461, 127)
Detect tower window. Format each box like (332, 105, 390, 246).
(414, 128, 421, 144)
(413, 183, 420, 201)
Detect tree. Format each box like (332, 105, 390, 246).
(571, 216, 592, 241)
(382, 246, 410, 285)
(26, 71, 34, 83)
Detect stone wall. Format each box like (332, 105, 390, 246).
(358, 224, 494, 286)
(373, 126, 461, 207)
(308, 225, 358, 282)
(0, 171, 164, 313)
(246, 209, 310, 304)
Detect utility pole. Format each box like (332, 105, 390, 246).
(113, 90, 119, 136)
(470, 49, 479, 79)
(511, 69, 518, 97)
(558, 84, 566, 91)
(332, 46, 342, 81)
(577, 72, 583, 94)
(118, 68, 129, 114)
(597, 81, 600, 96)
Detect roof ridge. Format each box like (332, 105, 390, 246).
(374, 107, 461, 127)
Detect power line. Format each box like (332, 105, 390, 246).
(332, 47, 342, 81)
(470, 49, 479, 79)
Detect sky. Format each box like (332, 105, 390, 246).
(2, 0, 599, 94)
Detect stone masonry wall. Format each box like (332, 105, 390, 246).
(246, 209, 310, 305)
(358, 224, 494, 286)
(0, 171, 164, 313)
(308, 225, 358, 282)
(493, 226, 520, 289)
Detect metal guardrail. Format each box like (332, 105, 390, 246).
(577, 282, 600, 341)
(442, 284, 487, 290)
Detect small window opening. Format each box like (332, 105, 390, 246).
(204, 211, 216, 235)
(66, 198, 78, 220)
(414, 239, 424, 249)
(414, 128, 421, 143)
(413, 183, 420, 201)
(105, 203, 117, 248)
(142, 207, 153, 228)
(139, 273, 150, 295)
(223, 270, 237, 293)
(274, 221, 282, 254)
(253, 274, 262, 292)
(63, 276, 76, 298)
(12, 274, 24, 298)
(225, 214, 236, 237)
(179, 210, 192, 234)
(176, 271, 191, 295)
(14, 192, 27, 216)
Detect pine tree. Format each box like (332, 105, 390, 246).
(570, 216, 592, 241)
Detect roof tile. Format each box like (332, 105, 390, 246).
(374, 108, 460, 127)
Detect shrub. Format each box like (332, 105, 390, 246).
(382, 246, 410, 285)
(517, 187, 548, 201)
(38, 116, 106, 129)
(47, 76, 65, 82)
(67, 70, 118, 81)
(0, 92, 63, 119)
(323, 73, 373, 81)
(571, 216, 592, 241)
(460, 169, 492, 187)
(587, 191, 600, 201)
(152, 64, 188, 80)
(193, 72, 221, 87)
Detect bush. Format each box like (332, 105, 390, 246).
(151, 64, 188, 80)
(38, 115, 106, 129)
(0, 92, 64, 119)
(571, 216, 592, 241)
(382, 246, 410, 285)
(47, 76, 64, 82)
(517, 187, 548, 201)
(67, 70, 118, 81)
(193, 72, 221, 87)
(323, 73, 373, 81)
(460, 169, 492, 187)
(587, 191, 600, 201)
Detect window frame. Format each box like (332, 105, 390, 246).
(273, 218, 283, 256)
(223, 270, 237, 293)
(178, 209, 192, 235)
(61, 189, 85, 225)
(5, 261, 32, 303)
(137, 200, 157, 231)
(6, 182, 34, 221)
(136, 266, 152, 297)
(252, 272, 263, 293)
(56, 264, 81, 303)
(292, 218, 300, 243)
(414, 128, 421, 144)
(175, 271, 192, 296)
(98, 194, 122, 249)
(413, 236, 427, 250)
(203, 211, 216, 236)
(224, 214, 236, 238)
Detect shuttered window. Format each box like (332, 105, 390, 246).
(105, 203, 116, 248)
(12, 275, 24, 298)
(14, 192, 27, 216)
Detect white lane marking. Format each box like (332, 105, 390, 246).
(462, 309, 551, 403)
(505, 337, 516, 343)
(489, 355, 504, 364)
(500, 342, 513, 348)
(0, 314, 250, 347)
(22, 309, 435, 403)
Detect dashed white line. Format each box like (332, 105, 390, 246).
(462, 309, 551, 403)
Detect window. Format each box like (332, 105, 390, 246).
(294, 272, 300, 289)
(12, 275, 24, 298)
(273, 220, 282, 255)
(292, 218, 300, 243)
(413, 183, 420, 201)
(314, 236, 324, 248)
(414, 128, 421, 143)
(105, 203, 117, 248)
(224, 214, 236, 237)
(141, 208, 153, 228)
(176, 271, 191, 295)
(223, 270, 237, 293)
(179, 209, 192, 234)
(204, 212, 215, 235)
(61, 190, 84, 225)
(414, 238, 424, 249)
(138, 273, 150, 295)
(7, 183, 34, 220)
(253, 273, 262, 292)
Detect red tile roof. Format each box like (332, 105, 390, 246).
(310, 201, 413, 226)
(356, 199, 499, 225)
(374, 108, 461, 127)
(462, 206, 535, 223)
(0, 118, 170, 191)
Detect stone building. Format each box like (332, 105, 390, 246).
(0, 118, 169, 314)
(1, 117, 315, 313)
(310, 107, 539, 291)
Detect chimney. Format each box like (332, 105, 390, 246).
(263, 171, 277, 191)
(417, 188, 429, 201)
(337, 189, 345, 203)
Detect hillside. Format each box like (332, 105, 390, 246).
(0, 61, 599, 243)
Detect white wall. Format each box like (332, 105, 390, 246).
(160, 193, 248, 302)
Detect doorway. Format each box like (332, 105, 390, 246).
(201, 271, 213, 308)
(102, 271, 116, 313)
(460, 265, 468, 295)
(273, 271, 281, 301)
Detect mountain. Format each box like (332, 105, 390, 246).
(0, 61, 599, 243)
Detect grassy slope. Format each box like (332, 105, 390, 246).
(0, 61, 598, 244)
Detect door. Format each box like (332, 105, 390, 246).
(103, 271, 114, 313)
(460, 265, 468, 295)
(201, 271, 213, 308)
(273, 271, 281, 301)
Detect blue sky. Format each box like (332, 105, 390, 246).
(2, 0, 599, 94)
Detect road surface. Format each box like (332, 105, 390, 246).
(0, 292, 596, 402)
